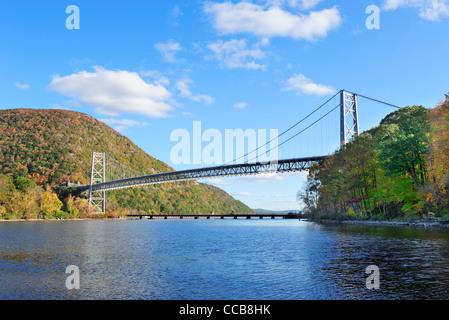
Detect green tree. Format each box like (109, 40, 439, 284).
(376, 106, 430, 192)
(13, 176, 36, 193)
(0, 174, 15, 205)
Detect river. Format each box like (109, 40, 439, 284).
(1, 218, 449, 300)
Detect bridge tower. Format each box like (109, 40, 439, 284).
(88, 152, 106, 213)
(340, 90, 359, 147)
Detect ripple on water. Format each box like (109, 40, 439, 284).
(1, 219, 449, 299)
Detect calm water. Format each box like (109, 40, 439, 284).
(1, 218, 449, 300)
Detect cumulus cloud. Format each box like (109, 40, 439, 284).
(284, 73, 335, 96)
(47, 66, 174, 118)
(176, 78, 215, 104)
(155, 39, 184, 63)
(204, 1, 342, 41)
(207, 38, 266, 70)
(383, 0, 449, 20)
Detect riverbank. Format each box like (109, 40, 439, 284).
(309, 218, 449, 229)
(0, 217, 126, 222)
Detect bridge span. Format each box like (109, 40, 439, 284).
(80, 156, 325, 193)
(77, 90, 399, 213)
(80, 156, 324, 213)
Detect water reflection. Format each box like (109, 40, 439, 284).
(317, 223, 449, 299)
(1, 220, 449, 299)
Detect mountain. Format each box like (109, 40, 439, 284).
(0, 108, 252, 216)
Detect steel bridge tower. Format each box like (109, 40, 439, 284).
(88, 152, 106, 213)
(340, 90, 359, 146)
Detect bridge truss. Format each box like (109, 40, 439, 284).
(84, 155, 324, 213)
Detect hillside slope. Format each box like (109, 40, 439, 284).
(0, 108, 252, 215)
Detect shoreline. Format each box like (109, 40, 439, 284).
(2, 217, 449, 230)
(309, 218, 449, 229)
(0, 218, 126, 222)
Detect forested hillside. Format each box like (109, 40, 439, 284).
(299, 93, 449, 220)
(0, 108, 252, 219)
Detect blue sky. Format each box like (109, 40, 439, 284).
(1, 0, 448, 211)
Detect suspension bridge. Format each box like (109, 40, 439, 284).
(76, 90, 400, 214)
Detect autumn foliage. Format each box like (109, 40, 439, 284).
(0, 108, 252, 219)
(299, 93, 449, 220)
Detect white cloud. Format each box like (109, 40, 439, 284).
(99, 118, 148, 133)
(176, 78, 215, 104)
(284, 73, 335, 95)
(205, 170, 308, 186)
(233, 102, 248, 109)
(383, 0, 449, 20)
(204, 178, 230, 185)
(268, 0, 323, 10)
(207, 39, 266, 70)
(155, 39, 184, 63)
(234, 173, 286, 183)
(47, 66, 174, 118)
(139, 70, 170, 86)
(233, 192, 252, 196)
(204, 1, 342, 41)
(15, 82, 30, 89)
(235, 171, 309, 183)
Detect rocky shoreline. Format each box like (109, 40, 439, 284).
(309, 218, 449, 229)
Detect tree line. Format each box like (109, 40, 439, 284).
(298, 93, 449, 220)
(0, 175, 93, 219)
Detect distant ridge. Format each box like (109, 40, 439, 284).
(252, 208, 299, 215)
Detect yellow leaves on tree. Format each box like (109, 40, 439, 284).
(8, 188, 41, 220)
(40, 186, 63, 219)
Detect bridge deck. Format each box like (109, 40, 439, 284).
(79, 156, 325, 193)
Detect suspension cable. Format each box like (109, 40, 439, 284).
(226, 90, 341, 165)
(246, 103, 341, 163)
(344, 90, 401, 109)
